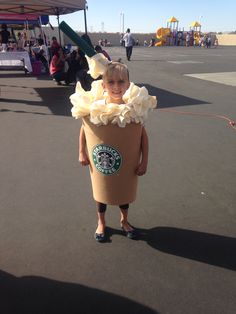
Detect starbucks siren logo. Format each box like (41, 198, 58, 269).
(92, 144, 122, 175)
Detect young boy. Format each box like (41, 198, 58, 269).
(79, 62, 149, 242)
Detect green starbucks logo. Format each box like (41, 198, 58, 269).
(92, 144, 122, 175)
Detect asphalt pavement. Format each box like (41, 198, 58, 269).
(0, 45, 236, 314)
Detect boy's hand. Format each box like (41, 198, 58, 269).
(135, 162, 147, 176)
(79, 151, 90, 166)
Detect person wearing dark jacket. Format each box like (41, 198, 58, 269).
(0, 24, 10, 52)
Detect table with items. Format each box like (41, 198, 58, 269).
(0, 51, 32, 73)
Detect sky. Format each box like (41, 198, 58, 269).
(50, 0, 236, 34)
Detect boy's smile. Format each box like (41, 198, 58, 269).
(102, 72, 130, 104)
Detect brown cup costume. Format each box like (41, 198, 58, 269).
(70, 66, 157, 207)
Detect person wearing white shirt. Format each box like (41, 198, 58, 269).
(122, 28, 135, 61)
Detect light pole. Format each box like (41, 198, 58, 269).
(199, 15, 203, 32)
(122, 12, 124, 34)
(199, 16, 203, 25)
(84, 1, 88, 34)
(120, 12, 124, 34)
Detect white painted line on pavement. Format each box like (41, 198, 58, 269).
(184, 72, 236, 86)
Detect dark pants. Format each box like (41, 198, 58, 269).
(52, 71, 65, 83)
(97, 202, 129, 213)
(126, 46, 133, 60)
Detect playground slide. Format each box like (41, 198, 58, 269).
(155, 27, 170, 46)
(155, 39, 166, 46)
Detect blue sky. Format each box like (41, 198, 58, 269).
(50, 0, 236, 33)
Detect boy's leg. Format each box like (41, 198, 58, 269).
(120, 204, 137, 239)
(119, 204, 133, 231)
(95, 202, 106, 235)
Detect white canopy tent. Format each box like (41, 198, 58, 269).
(0, 1, 86, 15)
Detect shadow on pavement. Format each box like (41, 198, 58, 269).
(106, 226, 236, 271)
(138, 84, 210, 108)
(0, 270, 158, 314)
(145, 227, 236, 271)
(0, 108, 51, 115)
(1, 80, 210, 116)
(34, 86, 74, 116)
(0, 85, 74, 117)
(0, 72, 32, 79)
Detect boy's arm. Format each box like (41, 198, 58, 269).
(79, 125, 90, 166)
(136, 126, 149, 176)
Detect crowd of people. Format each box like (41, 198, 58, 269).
(1, 23, 218, 90)
(0, 23, 112, 88)
(49, 41, 111, 87)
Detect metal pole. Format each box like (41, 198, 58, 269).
(57, 14, 62, 45)
(120, 12, 123, 34)
(39, 16, 50, 70)
(84, 2, 88, 34)
(122, 13, 124, 34)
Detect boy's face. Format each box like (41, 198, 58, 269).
(102, 70, 130, 104)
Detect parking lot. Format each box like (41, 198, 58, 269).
(0, 45, 236, 314)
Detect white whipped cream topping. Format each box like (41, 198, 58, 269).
(86, 53, 111, 79)
(70, 80, 157, 128)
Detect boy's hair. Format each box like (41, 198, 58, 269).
(103, 61, 129, 81)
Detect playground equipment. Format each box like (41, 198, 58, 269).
(166, 16, 179, 31)
(156, 16, 180, 46)
(166, 16, 179, 45)
(190, 21, 201, 31)
(190, 21, 202, 45)
(155, 27, 170, 46)
(155, 16, 204, 47)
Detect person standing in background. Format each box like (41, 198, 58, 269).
(16, 32, 25, 50)
(123, 28, 135, 61)
(186, 33, 190, 47)
(0, 24, 10, 52)
(35, 38, 49, 73)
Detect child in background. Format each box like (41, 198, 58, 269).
(79, 62, 149, 242)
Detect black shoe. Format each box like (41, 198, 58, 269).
(94, 232, 106, 242)
(121, 223, 137, 239)
(94, 226, 106, 242)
